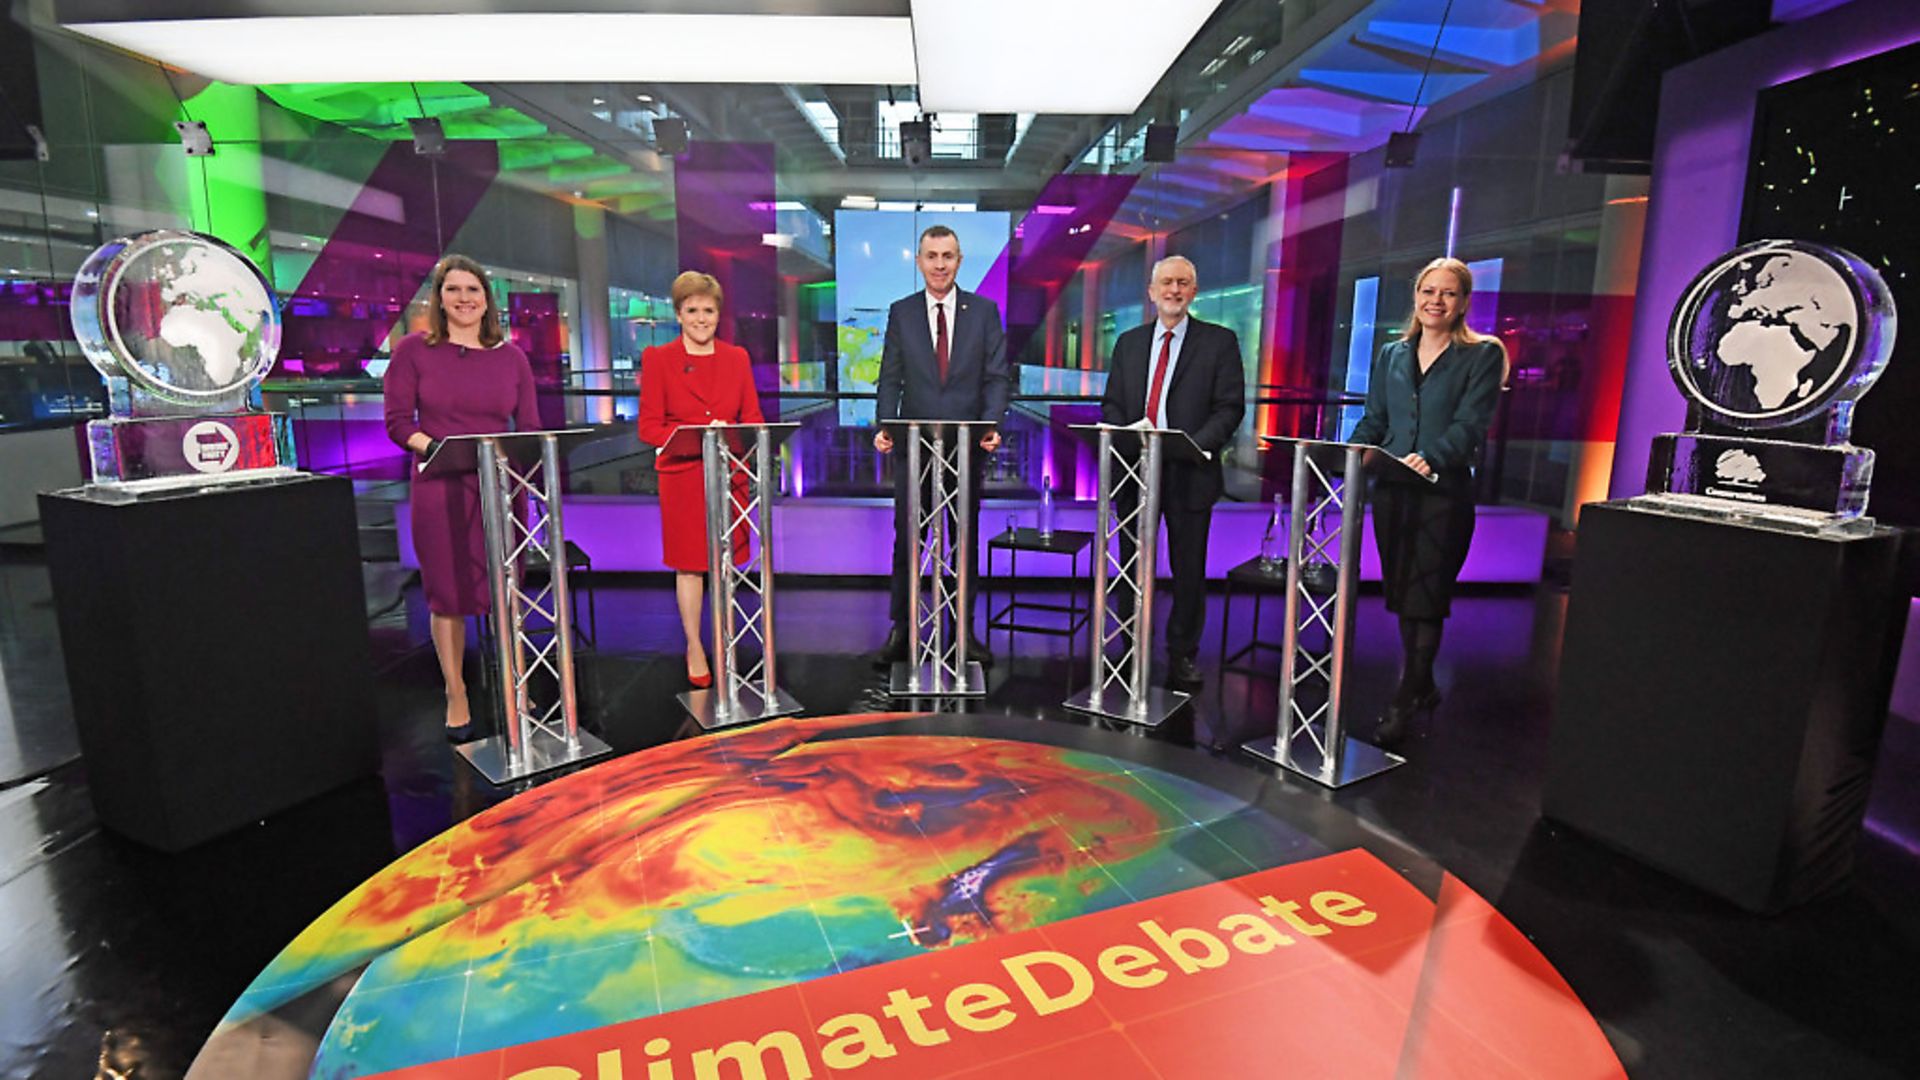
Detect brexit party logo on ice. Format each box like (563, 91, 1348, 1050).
(68, 229, 295, 491)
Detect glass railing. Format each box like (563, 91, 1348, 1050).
(261, 380, 1380, 506)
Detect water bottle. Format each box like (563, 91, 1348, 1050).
(1038, 477, 1055, 540)
(1259, 493, 1284, 570)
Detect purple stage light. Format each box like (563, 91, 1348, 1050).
(397, 495, 1547, 582)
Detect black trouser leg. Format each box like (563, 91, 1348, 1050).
(1162, 504, 1212, 660)
(1112, 472, 1210, 660)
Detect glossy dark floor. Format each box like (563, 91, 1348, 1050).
(2, 549, 1918, 1079)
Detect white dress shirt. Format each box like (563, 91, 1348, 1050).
(1146, 315, 1189, 429)
(925, 288, 957, 353)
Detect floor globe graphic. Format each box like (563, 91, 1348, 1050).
(1666, 238, 1894, 431)
(69, 229, 281, 407)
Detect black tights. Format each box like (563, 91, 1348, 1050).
(1394, 615, 1444, 707)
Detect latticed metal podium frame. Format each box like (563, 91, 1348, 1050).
(1062, 423, 1202, 727)
(886, 419, 992, 697)
(673, 422, 802, 729)
(432, 429, 612, 786)
(1240, 436, 1410, 787)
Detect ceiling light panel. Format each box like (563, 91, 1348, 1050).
(63, 13, 917, 85)
(912, 0, 1223, 114)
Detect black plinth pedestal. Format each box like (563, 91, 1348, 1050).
(1543, 501, 1908, 913)
(39, 475, 377, 851)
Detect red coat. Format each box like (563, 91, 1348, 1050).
(638, 337, 766, 571)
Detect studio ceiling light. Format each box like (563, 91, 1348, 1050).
(911, 0, 1224, 114)
(57, 10, 917, 86)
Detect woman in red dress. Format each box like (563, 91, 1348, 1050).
(637, 271, 765, 687)
(384, 255, 540, 740)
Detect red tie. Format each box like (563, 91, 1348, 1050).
(936, 301, 951, 383)
(1144, 329, 1173, 426)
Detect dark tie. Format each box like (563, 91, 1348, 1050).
(936, 301, 951, 383)
(1145, 329, 1173, 426)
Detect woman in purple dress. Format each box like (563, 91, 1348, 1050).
(384, 255, 540, 741)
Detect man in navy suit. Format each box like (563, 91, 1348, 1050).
(873, 224, 1010, 666)
(1100, 254, 1246, 691)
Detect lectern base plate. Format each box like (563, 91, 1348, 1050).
(1240, 734, 1403, 788)
(1062, 686, 1191, 728)
(888, 661, 987, 697)
(457, 728, 614, 786)
(678, 684, 804, 730)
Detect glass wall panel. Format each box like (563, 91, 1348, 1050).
(1, 3, 1628, 526)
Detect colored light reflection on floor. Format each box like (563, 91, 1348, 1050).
(197, 714, 1621, 1079)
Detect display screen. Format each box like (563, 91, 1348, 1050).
(832, 210, 1010, 426)
(1742, 40, 1920, 526)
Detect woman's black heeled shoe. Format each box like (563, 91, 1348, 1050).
(1373, 685, 1441, 747)
(444, 690, 477, 743)
(1373, 705, 1411, 748)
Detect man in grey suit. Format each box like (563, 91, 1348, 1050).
(872, 224, 1010, 666)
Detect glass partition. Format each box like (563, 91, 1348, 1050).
(3, 1, 1624, 525)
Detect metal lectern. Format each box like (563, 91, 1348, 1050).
(663, 421, 803, 729)
(1062, 423, 1206, 727)
(420, 428, 612, 784)
(1239, 435, 1431, 787)
(884, 419, 995, 697)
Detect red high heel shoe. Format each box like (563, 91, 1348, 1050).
(687, 658, 713, 689)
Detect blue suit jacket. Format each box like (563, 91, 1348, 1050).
(875, 288, 1010, 427)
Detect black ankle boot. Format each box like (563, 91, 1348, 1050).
(1374, 676, 1440, 747)
(872, 625, 908, 670)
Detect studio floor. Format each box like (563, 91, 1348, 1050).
(1, 551, 1917, 1078)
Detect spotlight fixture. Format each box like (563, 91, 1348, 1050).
(653, 116, 688, 157)
(1384, 131, 1421, 168)
(1144, 123, 1177, 163)
(899, 119, 931, 167)
(408, 116, 445, 156)
(173, 119, 213, 156)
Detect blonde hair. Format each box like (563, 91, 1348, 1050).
(671, 270, 723, 313)
(424, 255, 505, 347)
(1401, 257, 1507, 382)
(1402, 258, 1498, 346)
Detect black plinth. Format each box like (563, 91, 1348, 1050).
(39, 475, 377, 851)
(1543, 501, 1909, 913)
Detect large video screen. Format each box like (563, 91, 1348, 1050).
(833, 210, 1011, 425)
(1742, 40, 1920, 526)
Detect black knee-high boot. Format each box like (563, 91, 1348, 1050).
(1405, 617, 1442, 702)
(1379, 617, 1444, 745)
(1390, 616, 1443, 706)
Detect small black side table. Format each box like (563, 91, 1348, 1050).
(984, 527, 1095, 654)
(1218, 555, 1291, 675)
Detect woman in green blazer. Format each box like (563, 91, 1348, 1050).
(1350, 257, 1507, 745)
